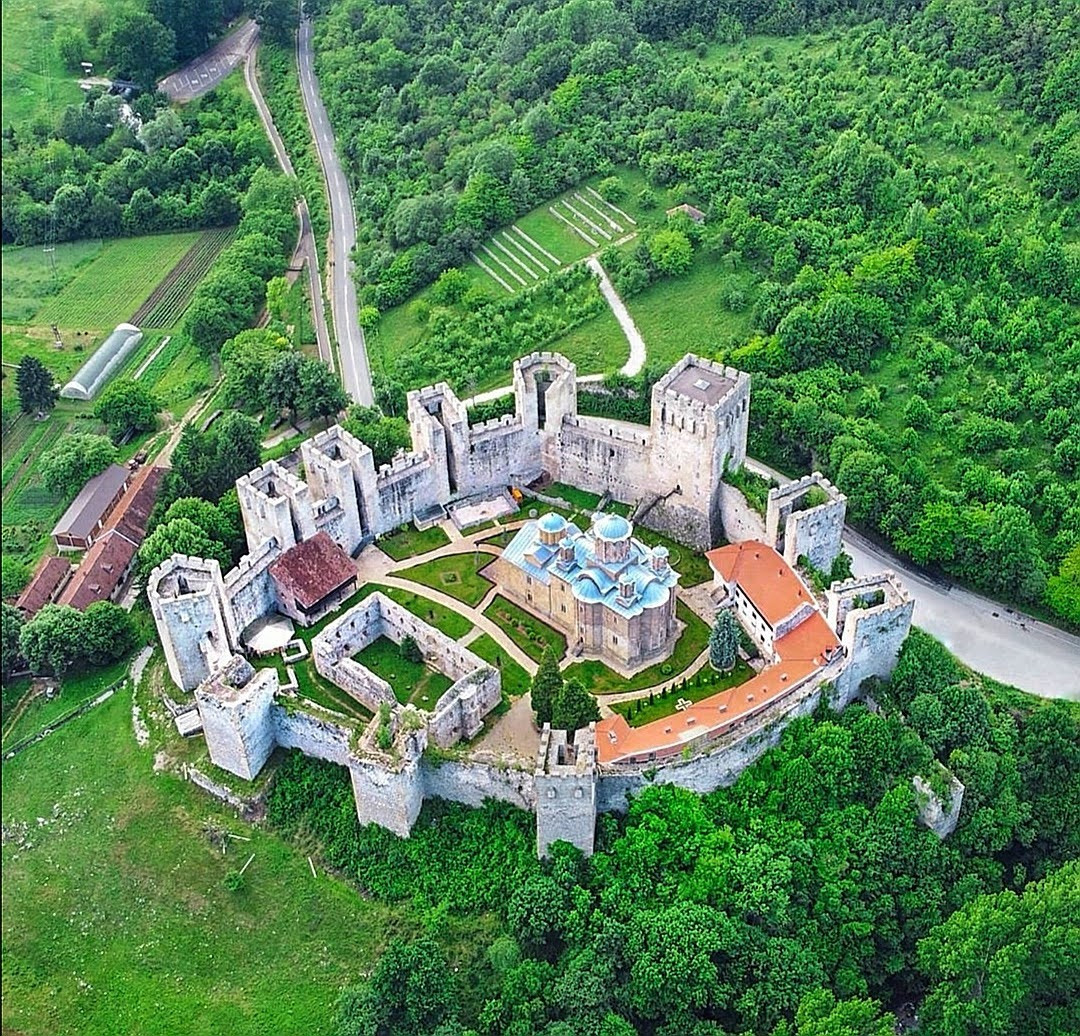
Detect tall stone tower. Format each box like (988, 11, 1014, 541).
(195, 656, 278, 780)
(514, 352, 578, 437)
(406, 386, 457, 500)
(236, 461, 317, 553)
(300, 425, 378, 554)
(826, 572, 914, 707)
(765, 472, 847, 572)
(148, 554, 238, 691)
(535, 724, 597, 857)
(647, 355, 750, 549)
(348, 713, 427, 837)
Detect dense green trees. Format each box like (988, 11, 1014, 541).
(551, 678, 599, 733)
(267, 626, 1080, 1035)
(39, 434, 117, 493)
(3, 78, 272, 246)
(18, 602, 135, 676)
(341, 405, 411, 467)
(93, 380, 161, 440)
(530, 646, 563, 727)
(159, 412, 261, 508)
(139, 495, 242, 573)
(1, 602, 23, 681)
(15, 357, 57, 416)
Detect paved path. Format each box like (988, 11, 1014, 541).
(243, 44, 333, 370)
(587, 257, 646, 377)
(297, 16, 373, 405)
(159, 19, 259, 101)
(744, 459, 1080, 700)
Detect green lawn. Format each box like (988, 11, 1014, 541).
(483, 596, 566, 663)
(396, 551, 495, 607)
(1, 0, 89, 130)
(622, 253, 758, 369)
(632, 526, 716, 587)
(2, 239, 104, 324)
(468, 633, 532, 698)
(611, 657, 755, 726)
(355, 635, 453, 709)
(377, 524, 451, 560)
(563, 600, 710, 695)
(373, 585, 476, 641)
(1, 688, 443, 1036)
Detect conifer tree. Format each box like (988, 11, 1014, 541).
(15, 355, 57, 415)
(551, 679, 600, 735)
(530, 646, 562, 726)
(709, 609, 739, 671)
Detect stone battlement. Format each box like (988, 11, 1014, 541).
(223, 538, 280, 591)
(766, 471, 848, 572)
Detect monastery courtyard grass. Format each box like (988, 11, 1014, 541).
(396, 552, 495, 607)
(563, 600, 710, 695)
(355, 636, 453, 709)
(376, 524, 450, 561)
(1, 689, 503, 1036)
(468, 634, 532, 698)
(612, 657, 756, 726)
(483, 596, 568, 663)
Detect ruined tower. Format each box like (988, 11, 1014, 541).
(236, 461, 316, 553)
(535, 723, 598, 857)
(300, 424, 379, 554)
(765, 472, 848, 572)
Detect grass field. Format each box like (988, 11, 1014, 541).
(396, 552, 494, 607)
(468, 633, 531, 698)
(611, 656, 755, 725)
(2, 240, 105, 324)
(33, 232, 202, 329)
(355, 636, 453, 709)
(1, 687, 470, 1036)
(132, 228, 238, 329)
(376, 524, 450, 560)
(563, 600, 710, 694)
(483, 595, 566, 662)
(1, 0, 89, 130)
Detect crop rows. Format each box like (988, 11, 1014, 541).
(133, 227, 238, 329)
(33, 233, 200, 329)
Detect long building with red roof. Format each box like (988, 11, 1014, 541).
(596, 542, 842, 765)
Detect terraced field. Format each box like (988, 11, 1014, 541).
(132, 227, 238, 328)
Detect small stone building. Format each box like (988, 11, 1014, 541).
(494, 511, 679, 669)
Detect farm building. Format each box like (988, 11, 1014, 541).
(60, 323, 143, 400)
(57, 464, 165, 610)
(666, 203, 706, 224)
(52, 463, 132, 551)
(15, 556, 73, 617)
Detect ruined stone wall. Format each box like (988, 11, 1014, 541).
(429, 666, 501, 748)
(223, 540, 280, 638)
(196, 667, 278, 780)
(554, 417, 654, 502)
(913, 769, 965, 839)
(149, 555, 237, 691)
(461, 416, 541, 492)
(421, 757, 536, 811)
(765, 473, 847, 572)
(349, 746, 426, 838)
(274, 705, 356, 768)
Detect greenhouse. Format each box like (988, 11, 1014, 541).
(60, 323, 143, 401)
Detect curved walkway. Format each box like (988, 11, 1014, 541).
(587, 257, 646, 377)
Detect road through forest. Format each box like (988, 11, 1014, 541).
(296, 16, 373, 405)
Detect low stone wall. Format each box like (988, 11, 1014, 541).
(182, 764, 263, 813)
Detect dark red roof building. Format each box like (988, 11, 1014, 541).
(15, 556, 73, 616)
(269, 531, 357, 626)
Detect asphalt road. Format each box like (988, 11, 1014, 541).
(744, 460, 1080, 700)
(158, 19, 259, 102)
(242, 45, 333, 371)
(297, 16, 373, 405)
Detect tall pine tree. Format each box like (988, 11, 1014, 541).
(709, 609, 739, 671)
(530, 646, 563, 727)
(15, 355, 57, 415)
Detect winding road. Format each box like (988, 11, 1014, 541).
(242, 45, 333, 370)
(743, 459, 1080, 701)
(297, 16, 374, 405)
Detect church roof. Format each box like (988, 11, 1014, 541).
(501, 513, 679, 619)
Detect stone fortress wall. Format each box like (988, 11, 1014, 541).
(151, 351, 932, 857)
(765, 472, 848, 572)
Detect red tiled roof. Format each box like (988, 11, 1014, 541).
(269, 532, 355, 608)
(56, 530, 137, 610)
(706, 540, 814, 627)
(597, 549, 841, 765)
(16, 556, 73, 616)
(108, 465, 165, 541)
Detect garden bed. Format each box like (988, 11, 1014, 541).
(483, 596, 567, 662)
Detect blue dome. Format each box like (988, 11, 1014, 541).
(537, 512, 567, 534)
(640, 581, 670, 608)
(593, 512, 632, 541)
(572, 575, 604, 603)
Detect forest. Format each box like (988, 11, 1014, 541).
(308, 0, 1078, 626)
(266, 631, 1080, 1036)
